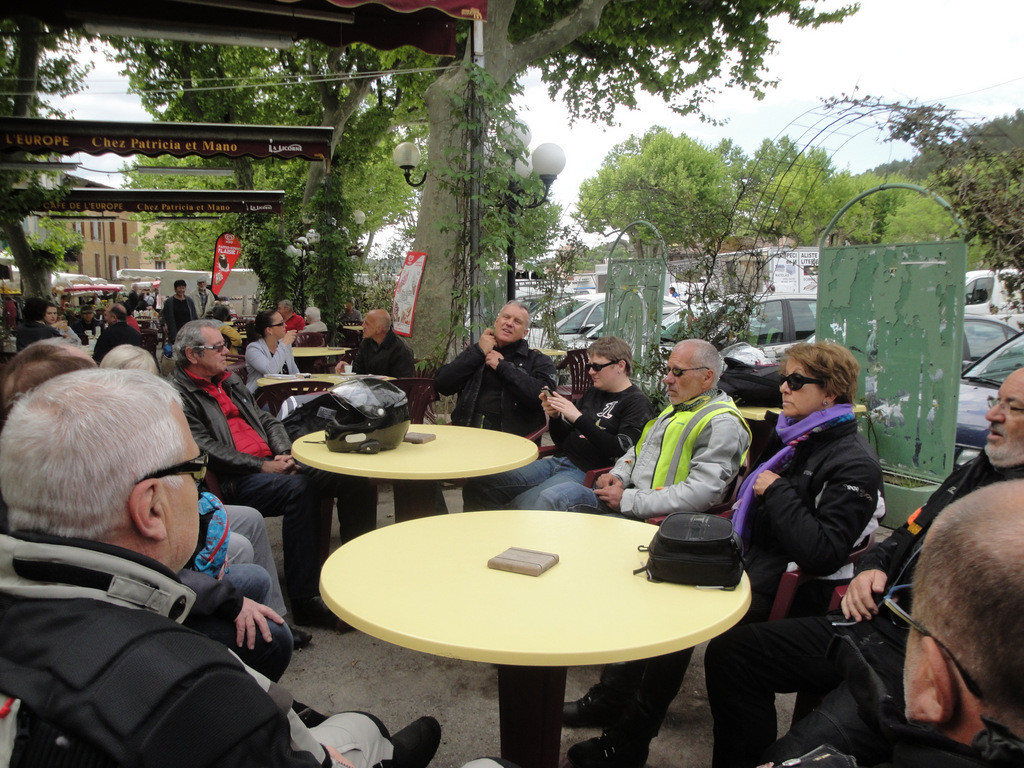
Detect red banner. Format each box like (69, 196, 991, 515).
(211, 233, 242, 297)
(392, 251, 427, 337)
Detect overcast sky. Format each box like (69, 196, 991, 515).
(58, 0, 1024, 221)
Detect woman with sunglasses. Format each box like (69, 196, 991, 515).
(730, 340, 884, 617)
(244, 308, 299, 392)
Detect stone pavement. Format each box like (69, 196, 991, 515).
(271, 483, 797, 768)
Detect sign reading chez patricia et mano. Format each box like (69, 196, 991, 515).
(39, 189, 285, 215)
(0, 117, 332, 162)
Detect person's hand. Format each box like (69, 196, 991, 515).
(478, 328, 496, 355)
(753, 470, 781, 496)
(543, 390, 582, 423)
(234, 597, 284, 650)
(261, 455, 296, 474)
(282, 329, 297, 346)
(485, 350, 504, 370)
(594, 473, 620, 490)
(841, 569, 887, 622)
(334, 360, 350, 374)
(594, 476, 625, 511)
(325, 745, 356, 768)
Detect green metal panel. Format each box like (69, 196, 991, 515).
(603, 258, 666, 363)
(817, 240, 966, 481)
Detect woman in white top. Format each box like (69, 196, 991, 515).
(244, 308, 298, 392)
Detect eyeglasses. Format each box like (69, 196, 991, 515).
(667, 366, 708, 377)
(883, 583, 983, 698)
(779, 372, 826, 391)
(986, 396, 1024, 415)
(267, 322, 285, 328)
(136, 453, 208, 487)
(195, 341, 227, 353)
(587, 360, 619, 372)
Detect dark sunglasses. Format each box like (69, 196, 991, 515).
(883, 584, 983, 698)
(779, 372, 825, 391)
(667, 366, 708, 377)
(268, 321, 286, 328)
(136, 453, 208, 487)
(586, 360, 619, 372)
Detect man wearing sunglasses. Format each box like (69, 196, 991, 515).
(171, 320, 377, 632)
(0, 369, 442, 768)
(774, 481, 1024, 768)
(435, 301, 556, 437)
(705, 367, 1024, 768)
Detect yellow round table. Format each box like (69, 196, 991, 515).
(291, 345, 349, 358)
(538, 348, 567, 358)
(320, 509, 751, 768)
(292, 424, 539, 521)
(256, 373, 351, 389)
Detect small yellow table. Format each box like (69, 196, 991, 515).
(256, 373, 351, 389)
(292, 424, 539, 522)
(320, 510, 751, 768)
(291, 345, 349, 358)
(538, 348, 567, 358)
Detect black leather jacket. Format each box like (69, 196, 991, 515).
(169, 366, 292, 475)
(434, 338, 556, 437)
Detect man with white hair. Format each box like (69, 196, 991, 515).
(705, 367, 1024, 768)
(0, 369, 441, 767)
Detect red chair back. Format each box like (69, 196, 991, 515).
(294, 331, 326, 347)
(391, 377, 440, 424)
(556, 348, 592, 402)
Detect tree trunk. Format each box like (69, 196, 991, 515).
(3, 222, 50, 298)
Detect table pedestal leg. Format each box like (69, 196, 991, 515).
(498, 664, 567, 768)
(392, 480, 447, 523)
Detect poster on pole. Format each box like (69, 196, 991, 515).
(211, 232, 242, 297)
(392, 251, 427, 337)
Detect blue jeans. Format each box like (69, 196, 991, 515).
(462, 456, 595, 511)
(185, 563, 294, 682)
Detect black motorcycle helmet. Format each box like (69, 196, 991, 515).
(324, 379, 410, 454)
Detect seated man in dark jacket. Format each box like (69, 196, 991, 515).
(434, 301, 556, 437)
(169, 320, 377, 631)
(93, 303, 142, 363)
(340, 309, 414, 378)
(779, 481, 1024, 768)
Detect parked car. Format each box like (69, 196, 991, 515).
(660, 294, 816, 360)
(957, 329, 1024, 462)
(962, 315, 1018, 364)
(542, 294, 680, 349)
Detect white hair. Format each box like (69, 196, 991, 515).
(304, 306, 321, 323)
(99, 345, 159, 375)
(1, 369, 186, 540)
(675, 339, 723, 386)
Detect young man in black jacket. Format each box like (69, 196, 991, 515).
(704, 366, 1024, 768)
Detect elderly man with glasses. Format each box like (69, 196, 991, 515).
(169, 320, 377, 632)
(0, 369, 443, 768)
(703, 366, 1024, 768)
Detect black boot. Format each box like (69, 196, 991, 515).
(566, 726, 650, 768)
(390, 716, 441, 768)
(563, 683, 629, 728)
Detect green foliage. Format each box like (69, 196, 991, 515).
(28, 217, 84, 271)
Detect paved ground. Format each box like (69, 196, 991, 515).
(269, 484, 798, 768)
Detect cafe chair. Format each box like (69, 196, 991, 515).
(139, 328, 159, 361)
(642, 454, 752, 526)
(294, 331, 326, 347)
(226, 357, 248, 384)
(391, 377, 440, 425)
(340, 327, 362, 348)
(555, 348, 592, 402)
(256, 380, 336, 416)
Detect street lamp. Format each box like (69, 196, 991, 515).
(284, 227, 319, 310)
(393, 142, 425, 187)
(505, 141, 566, 301)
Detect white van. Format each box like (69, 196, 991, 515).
(965, 270, 1024, 328)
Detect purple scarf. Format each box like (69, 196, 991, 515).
(730, 403, 855, 545)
